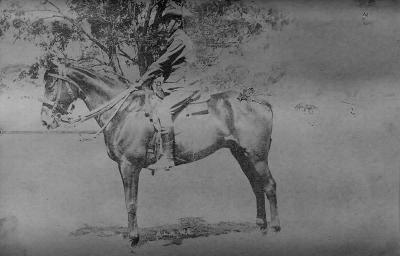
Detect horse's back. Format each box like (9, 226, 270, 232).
(209, 90, 273, 123)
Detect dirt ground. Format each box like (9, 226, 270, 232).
(0, 0, 399, 255)
(0, 95, 398, 255)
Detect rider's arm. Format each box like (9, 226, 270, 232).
(140, 37, 186, 86)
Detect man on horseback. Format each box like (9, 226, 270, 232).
(136, 2, 195, 171)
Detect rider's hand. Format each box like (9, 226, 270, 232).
(154, 77, 164, 87)
(131, 79, 143, 89)
(58, 63, 67, 76)
(51, 57, 67, 76)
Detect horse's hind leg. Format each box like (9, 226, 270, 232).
(229, 145, 268, 230)
(256, 160, 281, 232)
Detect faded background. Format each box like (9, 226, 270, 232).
(0, 0, 399, 255)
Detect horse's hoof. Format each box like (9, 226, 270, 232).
(130, 235, 140, 247)
(256, 218, 268, 229)
(261, 226, 268, 235)
(270, 219, 281, 232)
(271, 225, 281, 232)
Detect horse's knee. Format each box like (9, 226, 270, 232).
(126, 203, 138, 223)
(126, 202, 137, 214)
(264, 178, 276, 198)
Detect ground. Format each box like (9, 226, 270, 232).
(0, 0, 399, 255)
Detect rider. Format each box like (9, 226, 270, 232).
(137, 2, 194, 171)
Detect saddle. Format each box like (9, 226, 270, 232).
(171, 90, 210, 118)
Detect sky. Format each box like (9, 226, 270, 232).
(2, 0, 400, 127)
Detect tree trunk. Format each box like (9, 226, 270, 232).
(136, 0, 168, 76)
(109, 48, 119, 73)
(137, 43, 153, 76)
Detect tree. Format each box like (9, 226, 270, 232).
(0, 0, 289, 83)
(0, 0, 175, 80)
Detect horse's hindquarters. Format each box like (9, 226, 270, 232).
(231, 100, 273, 161)
(172, 92, 273, 164)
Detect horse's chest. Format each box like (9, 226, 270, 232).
(104, 115, 153, 160)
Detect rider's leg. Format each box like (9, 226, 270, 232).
(148, 89, 196, 170)
(158, 96, 175, 164)
(148, 94, 175, 170)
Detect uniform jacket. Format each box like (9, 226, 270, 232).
(141, 29, 194, 90)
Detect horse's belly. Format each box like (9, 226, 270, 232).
(174, 115, 224, 162)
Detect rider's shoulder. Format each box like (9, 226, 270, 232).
(171, 29, 192, 42)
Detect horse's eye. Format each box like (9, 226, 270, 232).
(45, 83, 54, 92)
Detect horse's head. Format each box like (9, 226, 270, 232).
(41, 67, 84, 129)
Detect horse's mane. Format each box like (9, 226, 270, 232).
(69, 66, 148, 113)
(69, 65, 130, 89)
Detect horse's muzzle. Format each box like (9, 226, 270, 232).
(41, 106, 60, 129)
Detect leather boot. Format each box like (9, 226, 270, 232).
(148, 127, 175, 171)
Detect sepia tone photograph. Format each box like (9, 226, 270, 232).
(0, 0, 398, 255)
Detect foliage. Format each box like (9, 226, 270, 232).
(0, 0, 173, 80)
(0, 0, 290, 84)
(185, 0, 290, 70)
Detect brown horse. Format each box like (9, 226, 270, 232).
(40, 65, 280, 246)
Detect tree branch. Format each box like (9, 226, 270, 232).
(77, 56, 108, 66)
(78, 25, 109, 54)
(37, 13, 110, 55)
(37, 1, 112, 60)
(44, 0, 62, 14)
(153, 0, 168, 28)
(118, 45, 137, 64)
(37, 15, 67, 21)
(116, 53, 124, 76)
(143, 0, 155, 35)
(23, 9, 61, 13)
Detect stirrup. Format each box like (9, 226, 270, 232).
(147, 156, 175, 172)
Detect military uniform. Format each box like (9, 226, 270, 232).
(141, 29, 194, 90)
(141, 2, 195, 171)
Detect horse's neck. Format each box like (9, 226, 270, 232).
(69, 70, 124, 109)
(68, 69, 128, 126)
(83, 89, 124, 111)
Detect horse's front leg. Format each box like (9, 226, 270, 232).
(118, 160, 142, 247)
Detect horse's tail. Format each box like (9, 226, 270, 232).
(250, 96, 273, 111)
(245, 93, 273, 140)
(235, 89, 273, 111)
(250, 95, 273, 152)
(229, 90, 273, 152)
(240, 93, 273, 120)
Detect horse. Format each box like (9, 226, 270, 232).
(40, 65, 280, 246)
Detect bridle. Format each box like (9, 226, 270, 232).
(42, 70, 142, 138)
(43, 73, 86, 118)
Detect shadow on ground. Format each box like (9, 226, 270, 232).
(70, 217, 260, 246)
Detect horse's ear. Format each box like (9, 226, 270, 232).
(68, 103, 75, 114)
(44, 65, 59, 83)
(44, 69, 54, 82)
